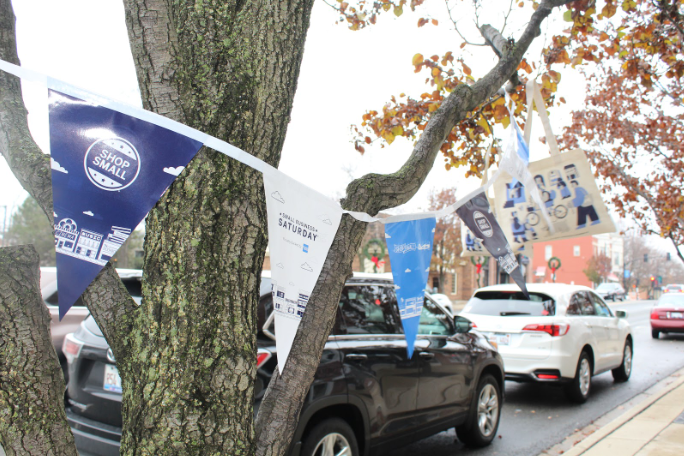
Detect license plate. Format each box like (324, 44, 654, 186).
(103, 364, 122, 393)
(488, 333, 510, 346)
(669, 312, 683, 319)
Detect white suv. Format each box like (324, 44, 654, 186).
(460, 283, 633, 403)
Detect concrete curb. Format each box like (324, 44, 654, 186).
(555, 367, 684, 456)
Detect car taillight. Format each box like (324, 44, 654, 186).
(537, 374, 559, 379)
(62, 334, 83, 364)
(522, 323, 570, 337)
(651, 310, 659, 319)
(257, 349, 272, 369)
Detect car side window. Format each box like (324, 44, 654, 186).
(418, 297, 453, 336)
(567, 294, 582, 316)
(589, 293, 613, 317)
(338, 285, 403, 335)
(577, 292, 596, 316)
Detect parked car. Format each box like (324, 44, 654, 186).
(63, 272, 504, 456)
(650, 292, 684, 339)
(594, 282, 627, 301)
(459, 283, 633, 403)
(41, 267, 142, 371)
(662, 284, 684, 294)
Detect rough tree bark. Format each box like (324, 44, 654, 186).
(0, 245, 77, 456)
(0, 0, 574, 455)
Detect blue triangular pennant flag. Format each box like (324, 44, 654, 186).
(49, 90, 203, 318)
(384, 217, 436, 358)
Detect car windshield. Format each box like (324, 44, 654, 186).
(463, 291, 556, 316)
(657, 294, 684, 307)
(665, 285, 682, 291)
(595, 283, 617, 291)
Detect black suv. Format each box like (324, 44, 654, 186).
(63, 272, 504, 456)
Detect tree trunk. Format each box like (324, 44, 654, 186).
(111, 1, 315, 453)
(0, 245, 77, 456)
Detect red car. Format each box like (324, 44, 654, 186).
(651, 292, 684, 339)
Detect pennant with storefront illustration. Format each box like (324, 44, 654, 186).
(49, 90, 203, 318)
(384, 217, 436, 358)
(456, 190, 529, 299)
(263, 170, 343, 374)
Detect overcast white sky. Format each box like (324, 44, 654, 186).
(10, 0, 674, 253)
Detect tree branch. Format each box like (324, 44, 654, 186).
(341, 0, 573, 216)
(0, 245, 78, 455)
(256, 1, 575, 454)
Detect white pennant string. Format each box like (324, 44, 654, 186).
(0, 59, 506, 226)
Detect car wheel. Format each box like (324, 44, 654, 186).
(612, 339, 632, 382)
(456, 374, 501, 448)
(652, 329, 660, 339)
(301, 418, 358, 456)
(565, 351, 592, 403)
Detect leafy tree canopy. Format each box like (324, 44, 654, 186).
(338, 0, 684, 262)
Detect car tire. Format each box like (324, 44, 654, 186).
(565, 351, 592, 404)
(456, 374, 501, 448)
(612, 339, 632, 382)
(301, 418, 359, 456)
(652, 329, 660, 339)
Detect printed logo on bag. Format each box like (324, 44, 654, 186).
(84, 138, 141, 191)
(473, 211, 494, 237)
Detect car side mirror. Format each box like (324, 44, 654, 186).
(616, 310, 628, 318)
(453, 315, 473, 334)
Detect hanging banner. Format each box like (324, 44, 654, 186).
(461, 223, 488, 258)
(49, 90, 203, 318)
(384, 217, 436, 358)
(456, 191, 529, 298)
(493, 150, 616, 251)
(263, 171, 343, 374)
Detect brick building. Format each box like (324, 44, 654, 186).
(531, 233, 623, 287)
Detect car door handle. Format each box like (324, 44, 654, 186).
(419, 352, 435, 359)
(345, 354, 367, 361)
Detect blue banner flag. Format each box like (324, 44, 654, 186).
(49, 90, 203, 318)
(384, 217, 436, 358)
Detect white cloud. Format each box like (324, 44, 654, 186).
(163, 166, 185, 176)
(82, 210, 94, 216)
(404, 268, 411, 273)
(51, 158, 68, 173)
(385, 233, 391, 238)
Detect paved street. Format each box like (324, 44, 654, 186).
(389, 300, 684, 456)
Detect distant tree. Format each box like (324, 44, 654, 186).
(555, 0, 684, 264)
(584, 252, 612, 285)
(5, 196, 55, 266)
(428, 188, 462, 292)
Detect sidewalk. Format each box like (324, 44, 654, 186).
(540, 366, 684, 456)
